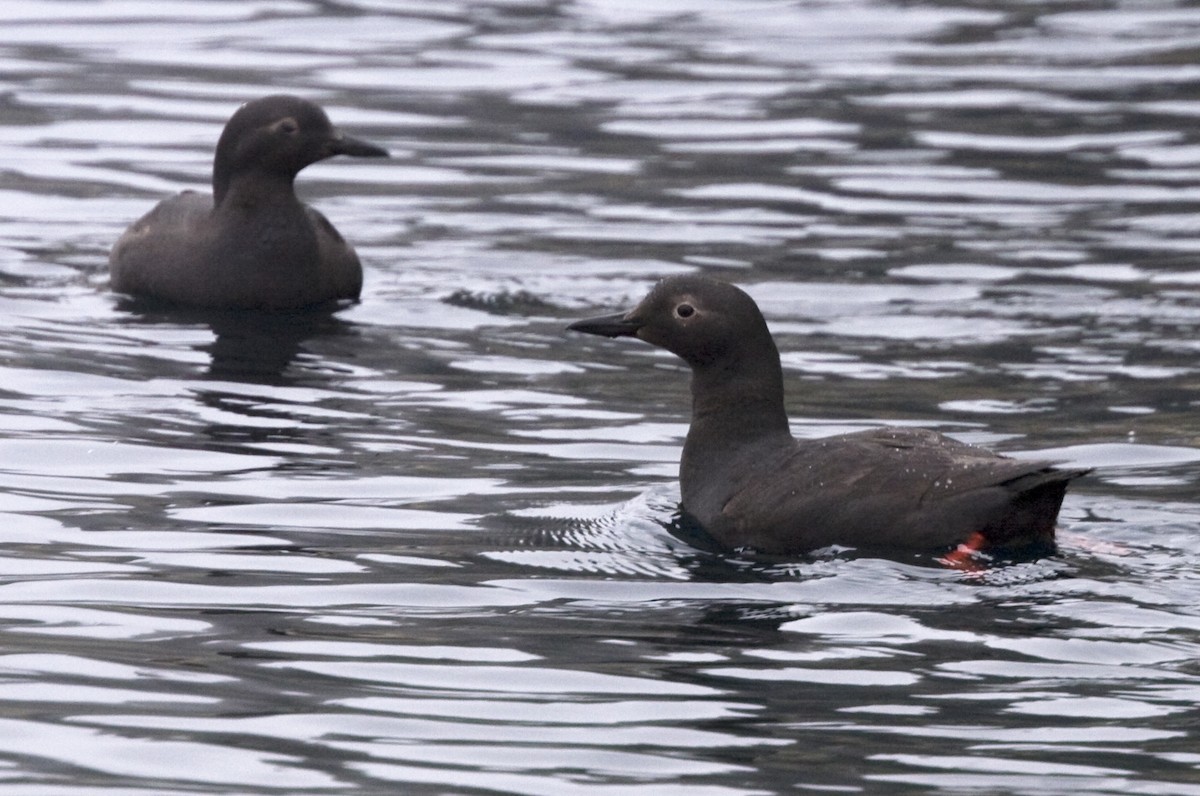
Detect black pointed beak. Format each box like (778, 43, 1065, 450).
(567, 311, 642, 338)
(328, 132, 389, 158)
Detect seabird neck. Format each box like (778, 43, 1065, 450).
(215, 170, 299, 210)
(687, 346, 791, 445)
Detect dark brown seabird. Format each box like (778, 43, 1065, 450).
(568, 275, 1088, 556)
(110, 95, 388, 310)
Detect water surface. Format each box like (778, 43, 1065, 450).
(1, 1, 1199, 793)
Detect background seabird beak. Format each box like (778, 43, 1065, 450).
(328, 132, 389, 158)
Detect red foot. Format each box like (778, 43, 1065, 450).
(938, 531, 989, 570)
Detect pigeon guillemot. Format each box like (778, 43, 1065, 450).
(110, 95, 388, 310)
(569, 275, 1087, 555)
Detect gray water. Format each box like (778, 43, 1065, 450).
(1, 0, 1199, 793)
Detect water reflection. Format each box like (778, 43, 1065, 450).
(116, 302, 354, 381)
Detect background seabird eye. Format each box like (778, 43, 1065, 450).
(675, 303, 695, 318)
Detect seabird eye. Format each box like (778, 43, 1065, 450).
(277, 118, 299, 135)
(675, 303, 695, 319)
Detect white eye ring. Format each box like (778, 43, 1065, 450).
(675, 303, 695, 319)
